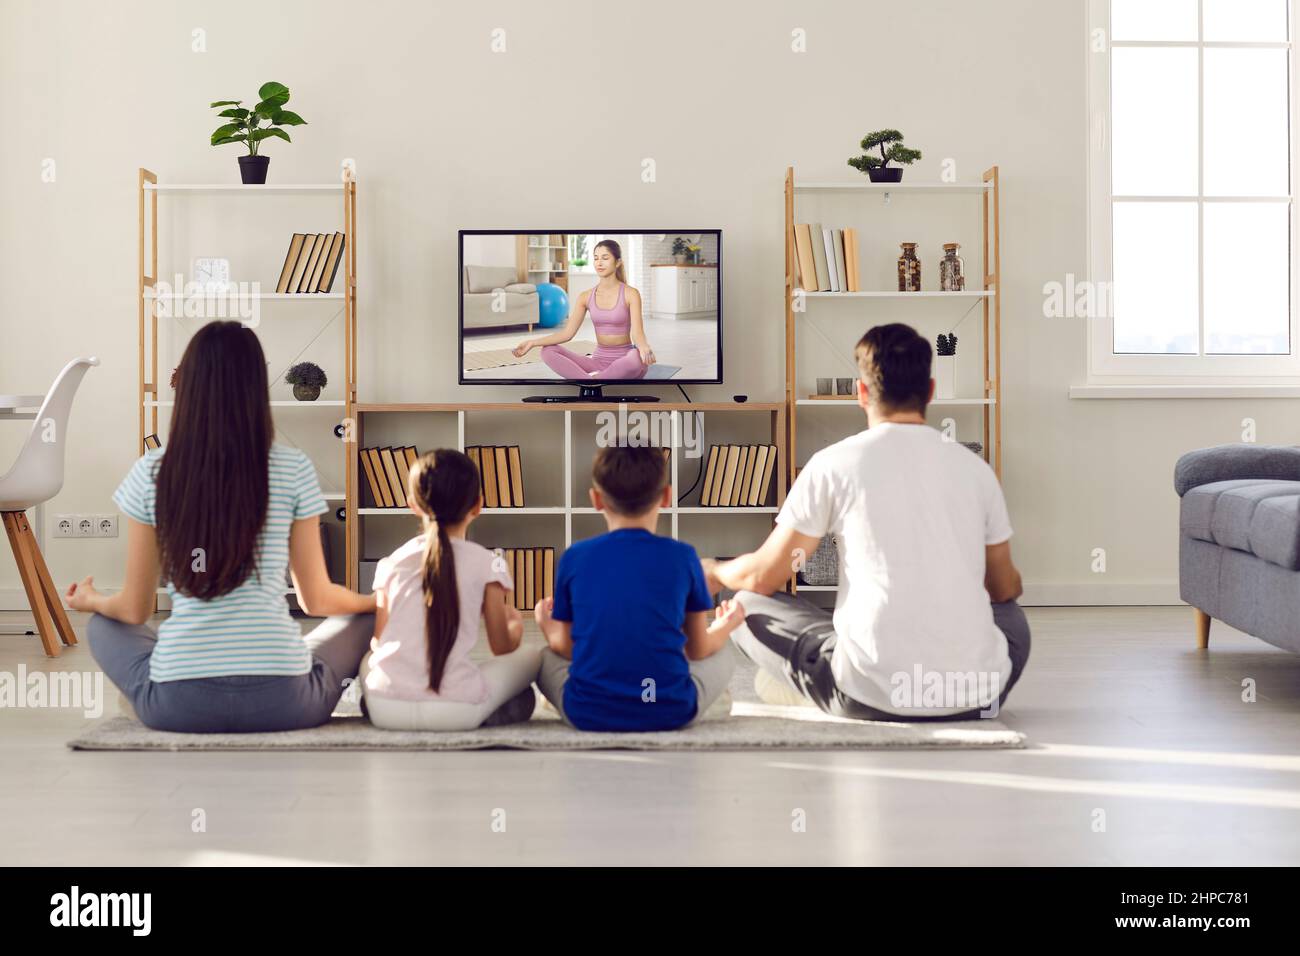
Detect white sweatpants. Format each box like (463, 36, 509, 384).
(361, 643, 542, 731)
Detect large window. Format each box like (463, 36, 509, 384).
(1088, 0, 1298, 380)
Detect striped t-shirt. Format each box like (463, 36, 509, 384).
(113, 444, 328, 682)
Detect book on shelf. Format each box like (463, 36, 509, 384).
(822, 228, 840, 292)
(794, 224, 818, 293)
(700, 445, 722, 504)
(287, 234, 319, 294)
(378, 448, 408, 508)
(496, 546, 555, 611)
(364, 448, 393, 507)
(699, 444, 777, 507)
(737, 445, 756, 505)
(809, 222, 830, 291)
(307, 233, 333, 292)
(276, 234, 307, 293)
(359, 445, 421, 508)
(493, 447, 510, 508)
(296, 234, 327, 293)
(318, 232, 346, 293)
(506, 446, 525, 507)
(843, 227, 860, 292)
(480, 447, 500, 508)
(833, 229, 848, 293)
(465, 445, 526, 508)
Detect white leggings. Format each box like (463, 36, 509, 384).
(361, 643, 542, 731)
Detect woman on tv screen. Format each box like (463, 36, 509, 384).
(511, 239, 656, 380)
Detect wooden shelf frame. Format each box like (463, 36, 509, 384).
(345, 402, 787, 588)
(136, 167, 359, 577)
(783, 165, 1003, 481)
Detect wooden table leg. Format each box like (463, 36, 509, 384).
(2, 511, 60, 657)
(16, 512, 76, 646)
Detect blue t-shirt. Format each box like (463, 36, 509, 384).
(551, 528, 714, 732)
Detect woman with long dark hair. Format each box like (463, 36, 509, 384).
(68, 321, 376, 732)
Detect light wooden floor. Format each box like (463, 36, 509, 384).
(2, 606, 1298, 866)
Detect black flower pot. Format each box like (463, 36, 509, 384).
(867, 167, 904, 183)
(292, 384, 321, 402)
(238, 155, 270, 185)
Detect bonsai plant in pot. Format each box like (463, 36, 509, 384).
(847, 129, 922, 183)
(285, 362, 328, 402)
(934, 333, 957, 400)
(210, 82, 307, 184)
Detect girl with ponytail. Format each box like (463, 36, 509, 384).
(362, 449, 541, 730)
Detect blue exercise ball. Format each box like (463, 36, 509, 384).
(534, 282, 568, 328)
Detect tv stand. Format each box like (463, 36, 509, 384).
(522, 385, 660, 404)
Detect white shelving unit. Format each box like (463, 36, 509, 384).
(784, 165, 1003, 483)
(137, 167, 359, 585)
(348, 402, 787, 588)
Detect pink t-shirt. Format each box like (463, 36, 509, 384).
(364, 535, 513, 703)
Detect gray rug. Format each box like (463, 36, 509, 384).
(69, 655, 1025, 751)
(68, 705, 1022, 751)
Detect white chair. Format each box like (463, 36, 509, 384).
(0, 357, 98, 656)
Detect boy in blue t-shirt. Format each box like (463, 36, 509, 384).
(535, 445, 742, 731)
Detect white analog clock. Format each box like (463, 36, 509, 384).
(192, 257, 232, 291)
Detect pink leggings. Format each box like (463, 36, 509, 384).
(540, 343, 648, 380)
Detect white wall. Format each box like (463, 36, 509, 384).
(2, 0, 1290, 606)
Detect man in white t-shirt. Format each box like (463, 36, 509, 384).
(704, 323, 1029, 720)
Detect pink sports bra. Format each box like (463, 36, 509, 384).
(587, 283, 631, 336)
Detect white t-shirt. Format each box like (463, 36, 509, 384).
(364, 535, 513, 704)
(777, 422, 1013, 716)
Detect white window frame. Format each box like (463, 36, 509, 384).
(1086, 0, 1300, 383)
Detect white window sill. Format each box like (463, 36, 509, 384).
(1070, 384, 1300, 399)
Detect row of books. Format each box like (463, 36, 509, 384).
(360, 446, 420, 509)
(495, 547, 554, 611)
(465, 446, 526, 508)
(275, 232, 346, 294)
(699, 444, 778, 507)
(792, 224, 861, 292)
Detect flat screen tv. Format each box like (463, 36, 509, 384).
(458, 230, 722, 400)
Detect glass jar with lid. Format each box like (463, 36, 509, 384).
(938, 242, 965, 292)
(897, 242, 921, 292)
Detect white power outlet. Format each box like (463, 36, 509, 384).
(74, 515, 95, 538)
(53, 515, 75, 538)
(95, 514, 119, 537)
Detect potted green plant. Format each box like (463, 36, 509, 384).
(285, 362, 327, 402)
(847, 130, 922, 184)
(934, 333, 957, 400)
(671, 237, 689, 264)
(210, 82, 307, 184)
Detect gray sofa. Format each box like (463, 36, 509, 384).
(462, 264, 538, 332)
(1175, 444, 1300, 653)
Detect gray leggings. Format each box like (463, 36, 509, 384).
(728, 590, 1030, 721)
(537, 643, 736, 730)
(87, 612, 374, 733)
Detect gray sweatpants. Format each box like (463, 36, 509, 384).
(87, 612, 374, 733)
(728, 590, 1030, 721)
(537, 644, 735, 730)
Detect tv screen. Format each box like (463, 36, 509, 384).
(459, 230, 722, 386)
